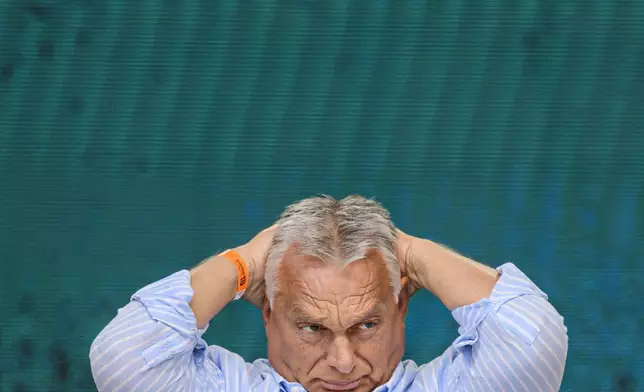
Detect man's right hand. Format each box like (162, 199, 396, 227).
(234, 225, 278, 308)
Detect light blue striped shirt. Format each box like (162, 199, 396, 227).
(90, 263, 568, 391)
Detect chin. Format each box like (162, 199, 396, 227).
(307, 377, 376, 392)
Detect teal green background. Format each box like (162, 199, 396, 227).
(1, 0, 643, 391)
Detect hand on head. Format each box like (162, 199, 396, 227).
(395, 229, 422, 298)
(236, 225, 421, 309)
(234, 224, 278, 308)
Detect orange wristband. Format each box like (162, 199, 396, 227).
(221, 249, 249, 300)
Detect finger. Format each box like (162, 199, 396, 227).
(409, 282, 421, 297)
(400, 276, 417, 298)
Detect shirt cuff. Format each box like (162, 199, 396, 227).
(131, 270, 209, 338)
(451, 263, 548, 349)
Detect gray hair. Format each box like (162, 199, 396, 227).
(265, 195, 401, 306)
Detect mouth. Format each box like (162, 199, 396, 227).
(320, 378, 362, 391)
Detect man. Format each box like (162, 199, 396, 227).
(90, 195, 568, 391)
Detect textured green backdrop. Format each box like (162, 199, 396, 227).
(1, 0, 643, 391)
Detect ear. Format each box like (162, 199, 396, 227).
(397, 276, 411, 317)
(261, 295, 271, 331)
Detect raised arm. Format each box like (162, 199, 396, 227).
(398, 231, 499, 310)
(190, 225, 276, 327)
(89, 226, 276, 392)
(399, 231, 568, 391)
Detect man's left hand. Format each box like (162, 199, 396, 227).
(395, 229, 423, 297)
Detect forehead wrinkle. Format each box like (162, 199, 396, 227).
(286, 275, 328, 308)
(297, 291, 325, 311)
(290, 301, 386, 329)
(339, 271, 379, 304)
(288, 303, 329, 324)
(287, 281, 336, 316)
(283, 261, 389, 323)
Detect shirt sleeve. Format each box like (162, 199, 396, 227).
(442, 263, 569, 391)
(89, 270, 232, 392)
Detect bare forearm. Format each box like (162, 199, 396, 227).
(189, 254, 238, 328)
(412, 238, 499, 310)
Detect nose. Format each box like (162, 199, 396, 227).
(327, 335, 356, 374)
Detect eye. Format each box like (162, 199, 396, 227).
(358, 321, 378, 330)
(301, 324, 323, 333)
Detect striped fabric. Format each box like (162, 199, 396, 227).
(89, 263, 568, 391)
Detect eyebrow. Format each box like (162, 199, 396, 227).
(289, 303, 386, 325)
(289, 310, 328, 324)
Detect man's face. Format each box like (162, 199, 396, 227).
(263, 249, 409, 392)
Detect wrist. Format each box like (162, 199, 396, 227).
(232, 245, 254, 291)
(219, 249, 249, 300)
(232, 244, 265, 308)
(192, 255, 238, 298)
